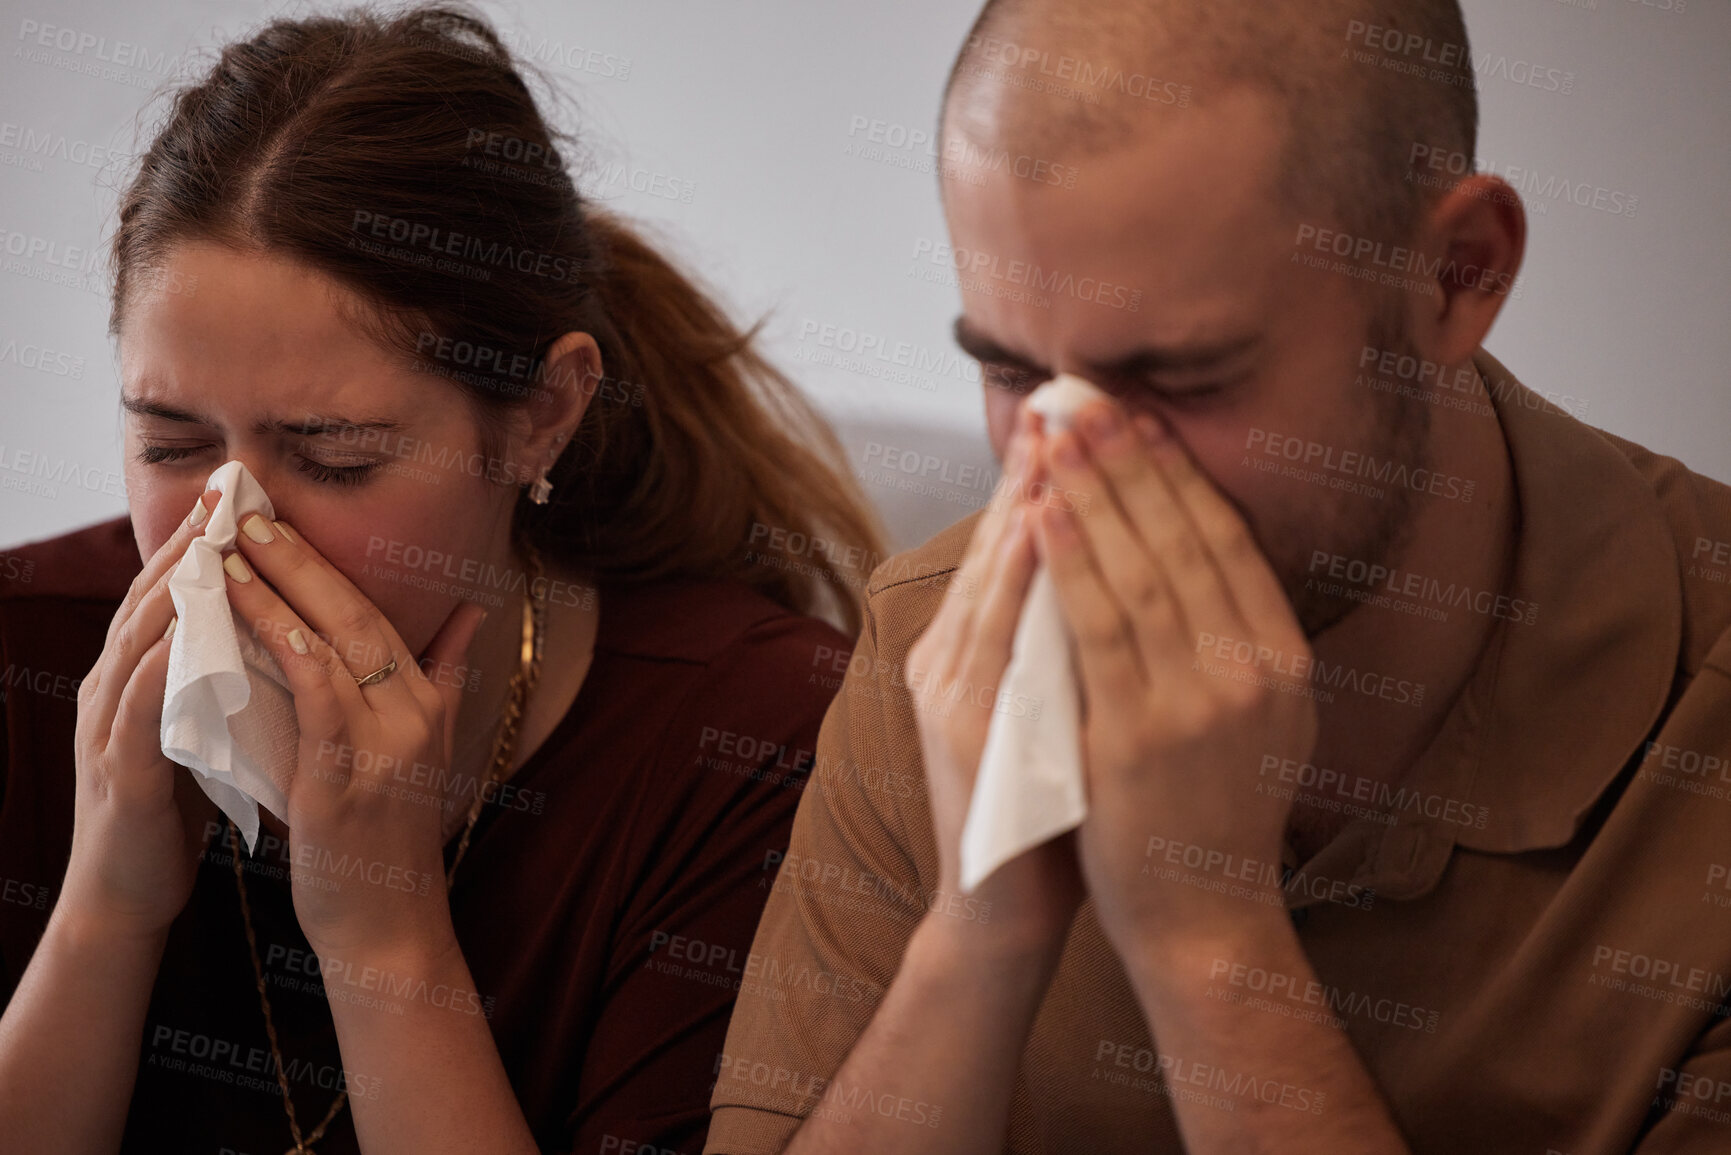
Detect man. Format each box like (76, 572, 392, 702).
(708, 1, 1731, 1152)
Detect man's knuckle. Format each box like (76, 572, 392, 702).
(1077, 611, 1127, 651)
(1124, 569, 1164, 613)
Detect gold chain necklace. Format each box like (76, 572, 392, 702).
(226, 543, 548, 1155)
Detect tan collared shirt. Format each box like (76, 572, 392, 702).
(707, 350, 1731, 1154)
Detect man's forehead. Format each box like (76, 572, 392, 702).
(940, 155, 1289, 372)
(940, 102, 1290, 300)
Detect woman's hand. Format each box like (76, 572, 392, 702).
(65, 491, 224, 941)
(904, 408, 1085, 953)
(220, 514, 486, 965)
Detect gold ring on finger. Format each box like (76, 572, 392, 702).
(353, 657, 398, 687)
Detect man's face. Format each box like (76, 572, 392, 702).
(942, 85, 1430, 638)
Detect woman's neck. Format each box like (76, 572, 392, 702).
(439, 550, 601, 841)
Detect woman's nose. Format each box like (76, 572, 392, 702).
(219, 455, 277, 495)
(199, 456, 283, 524)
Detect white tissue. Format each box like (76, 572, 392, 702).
(958, 374, 1108, 893)
(160, 460, 300, 853)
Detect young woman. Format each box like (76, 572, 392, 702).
(0, 5, 885, 1153)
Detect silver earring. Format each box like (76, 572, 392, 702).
(528, 434, 566, 505)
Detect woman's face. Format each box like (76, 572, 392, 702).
(118, 242, 534, 656)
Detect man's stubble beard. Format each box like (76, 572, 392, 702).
(1270, 305, 1434, 641)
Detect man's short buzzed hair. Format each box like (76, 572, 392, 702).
(942, 0, 1479, 248)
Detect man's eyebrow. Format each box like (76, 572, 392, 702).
(121, 394, 406, 436)
(1081, 334, 1261, 379)
(952, 317, 1044, 371)
(952, 318, 1261, 378)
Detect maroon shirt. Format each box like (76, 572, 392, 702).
(0, 515, 850, 1155)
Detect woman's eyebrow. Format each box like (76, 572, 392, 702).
(269, 414, 408, 437)
(121, 395, 213, 425)
(121, 394, 405, 437)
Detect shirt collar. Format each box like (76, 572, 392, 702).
(1292, 348, 1683, 904)
(1447, 348, 1681, 852)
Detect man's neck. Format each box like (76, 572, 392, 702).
(1289, 364, 1519, 859)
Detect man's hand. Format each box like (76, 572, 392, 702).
(785, 393, 1412, 1155)
(904, 405, 1085, 954)
(1034, 396, 1319, 957)
(783, 406, 1088, 1155)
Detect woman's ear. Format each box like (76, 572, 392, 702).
(517, 330, 603, 469)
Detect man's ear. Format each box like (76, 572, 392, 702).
(1406, 174, 1527, 366)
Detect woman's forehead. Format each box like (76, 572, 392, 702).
(118, 247, 432, 414)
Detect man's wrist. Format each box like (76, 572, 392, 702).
(1115, 906, 1300, 1012)
(1092, 830, 1290, 968)
(899, 908, 1068, 1044)
(914, 895, 1071, 975)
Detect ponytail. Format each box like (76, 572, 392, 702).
(523, 211, 889, 636)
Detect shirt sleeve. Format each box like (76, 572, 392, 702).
(1627, 659, 1731, 1153)
(1630, 1012, 1731, 1152)
(559, 614, 859, 1155)
(704, 590, 940, 1155)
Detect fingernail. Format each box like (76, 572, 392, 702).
(272, 520, 296, 543)
(288, 627, 309, 655)
(163, 616, 178, 641)
(188, 499, 208, 527)
(1133, 413, 1168, 443)
(222, 553, 252, 583)
(240, 514, 274, 544)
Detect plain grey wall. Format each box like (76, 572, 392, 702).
(1, 0, 1726, 553)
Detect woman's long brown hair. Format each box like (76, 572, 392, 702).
(108, 3, 887, 635)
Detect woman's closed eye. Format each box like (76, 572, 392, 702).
(291, 450, 380, 487)
(135, 442, 381, 486)
(135, 442, 209, 468)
